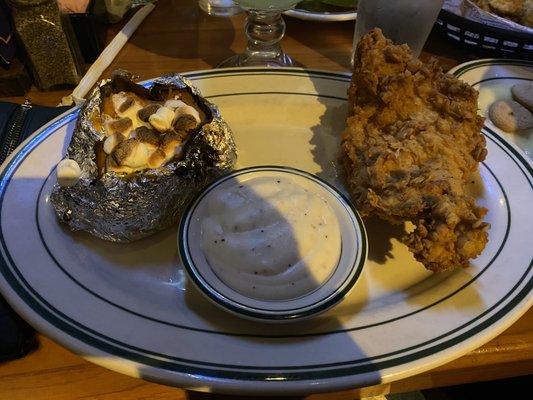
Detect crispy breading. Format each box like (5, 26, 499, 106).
(472, 0, 531, 27)
(342, 29, 489, 272)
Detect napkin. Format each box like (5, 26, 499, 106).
(0, 101, 71, 361)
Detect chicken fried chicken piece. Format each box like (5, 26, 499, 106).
(342, 29, 489, 272)
(473, 0, 531, 27)
(488, 0, 524, 17)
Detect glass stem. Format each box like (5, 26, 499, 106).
(242, 11, 287, 65)
(216, 8, 294, 67)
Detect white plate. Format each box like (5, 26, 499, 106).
(0, 68, 532, 395)
(285, 8, 356, 22)
(449, 59, 533, 159)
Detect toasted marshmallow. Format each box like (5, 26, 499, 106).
(173, 114, 199, 133)
(111, 92, 131, 114)
(164, 99, 187, 110)
(147, 148, 167, 169)
(117, 96, 135, 113)
(161, 134, 185, 161)
(103, 133, 125, 154)
(106, 157, 134, 174)
(132, 126, 160, 146)
(57, 159, 81, 187)
(149, 106, 175, 132)
(175, 104, 201, 124)
(105, 117, 133, 136)
(173, 104, 201, 133)
(137, 103, 160, 122)
(112, 139, 151, 168)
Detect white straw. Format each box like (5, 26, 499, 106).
(60, 3, 155, 106)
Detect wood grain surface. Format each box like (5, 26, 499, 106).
(0, 0, 531, 399)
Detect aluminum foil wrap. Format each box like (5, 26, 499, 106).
(50, 71, 237, 242)
(444, 0, 533, 34)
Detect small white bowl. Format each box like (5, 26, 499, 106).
(178, 166, 367, 322)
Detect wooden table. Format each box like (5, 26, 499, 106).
(1, 1, 532, 399)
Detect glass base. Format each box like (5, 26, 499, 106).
(217, 52, 294, 68)
(198, 0, 243, 17)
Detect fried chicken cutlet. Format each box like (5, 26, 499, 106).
(341, 29, 489, 272)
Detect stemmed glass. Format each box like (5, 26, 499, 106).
(218, 0, 300, 67)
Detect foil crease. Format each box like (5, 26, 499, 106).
(444, 0, 533, 34)
(50, 71, 237, 242)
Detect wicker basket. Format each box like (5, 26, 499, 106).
(435, 9, 532, 60)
